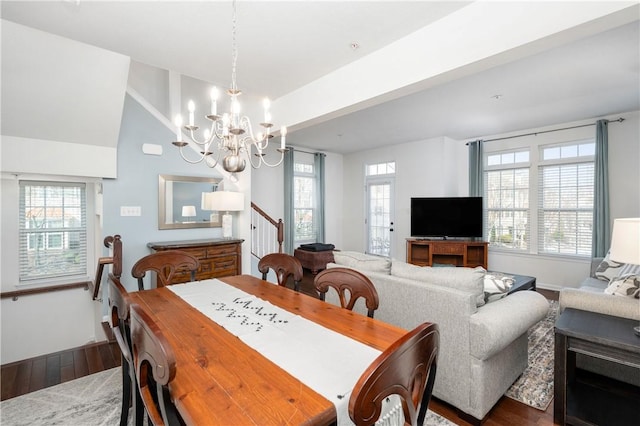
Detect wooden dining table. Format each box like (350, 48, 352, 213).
(127, 274, 407, 425)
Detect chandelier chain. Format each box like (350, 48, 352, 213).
(230, 0, 238, 92)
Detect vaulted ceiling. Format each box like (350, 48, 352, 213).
(2, 1, 638, 155)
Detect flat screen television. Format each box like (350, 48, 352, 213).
(410, 197, 483, 239)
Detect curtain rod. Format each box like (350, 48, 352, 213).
(467, 117, 625, 145)
(290, 146, 326, 156)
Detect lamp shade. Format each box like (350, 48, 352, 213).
(181, 205, 196, 217)
(609, 218, 640, 265)
(201, 191, 244, 212)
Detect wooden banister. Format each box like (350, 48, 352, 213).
(1, 281, 90, 300)
(93, 234, 122, 300)
(250, 202, 284, 256)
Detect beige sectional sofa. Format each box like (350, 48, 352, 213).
(327, 251, 549, 422)
(559, 256, 640, 387)
(559, 257, 640, 321)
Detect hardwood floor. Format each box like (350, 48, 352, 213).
(1, 340, 121, 401)
(0, 272, 559, 425)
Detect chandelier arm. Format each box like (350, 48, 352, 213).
(186, 127, 215, 147)
(204, 148, 223, 169)
(254, 149, 286, 168)
(177, 146, 207, 164)
(245, 142, 264, 169)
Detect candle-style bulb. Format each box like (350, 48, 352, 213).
(175, 115, 183, 141)
(210, 87, 218, 116)
(188, 100, 195, 126)
(280, 126, 287, 149)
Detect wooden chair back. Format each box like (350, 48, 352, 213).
(258, 253, 304, 292)
(314, 267, 380, 318)
(130, 304, 183, 426)
(131, 250, 199, 290)
(108, 274, 143, 426)
(349, 322, 439, 426)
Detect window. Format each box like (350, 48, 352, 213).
(486, 150, 530, 250)
(484, 139, 595, 257)
(538, 141, 595, 256)
(293, 158, 316, 244)
(19, 181, 87, 282)
(366, 161, 395, 176)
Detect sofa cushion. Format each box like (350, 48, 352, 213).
(391, 261, 486, 307)
(594, 251, 630, 281)
(332, 251, 391, 274)
(604, 274, 640, 298)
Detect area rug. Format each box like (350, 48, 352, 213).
(504, 299, 559, 410)
(0, 367, 455, 426)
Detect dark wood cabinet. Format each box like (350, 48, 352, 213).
(406, 239, 488, 269)
(147, 238, 243, 284)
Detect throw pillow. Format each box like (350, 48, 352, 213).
(594, 251, 626, 282)
(391, 261, 486, 307)
(604, 274, 640, 298)
(483, 274, 514, 304)
(332, 251, 391, 274)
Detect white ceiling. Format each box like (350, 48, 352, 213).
(2, 1, 639, 154)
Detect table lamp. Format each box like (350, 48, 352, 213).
(608, 217, 640, 336)
(202, 191, 244, 238)
(181, 205, 196, 223)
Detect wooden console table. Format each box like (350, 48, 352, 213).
(147, 238, 243, 285)
(554, 308, 640, 425)
(293, 249, 335, 274)
(406, 239, 488, 269)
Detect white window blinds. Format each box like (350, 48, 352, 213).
(19, 181, 88, 282)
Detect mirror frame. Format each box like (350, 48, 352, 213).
(158, 174, 222, 230)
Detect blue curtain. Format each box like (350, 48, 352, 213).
(592, 120, 610, 257)
(468, 140, 484, 197)
(314, 153, 326, 243)
(283, 148, 295, 254)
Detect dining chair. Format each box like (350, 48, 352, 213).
(108, 274, 143, 426)
(130, 304, 184, 426)
(349, 322, 440, 426)
(131, 250, 200, 290)
(314, 267, 380, 318)
(258, 253, 304, 292)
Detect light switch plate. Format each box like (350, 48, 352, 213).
(120, 206, 141, 216)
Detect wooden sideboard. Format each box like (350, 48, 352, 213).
(406, 239, 488, 269)
(147, 238, 243, 284)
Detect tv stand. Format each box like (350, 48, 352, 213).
(406, 238, 488, 269)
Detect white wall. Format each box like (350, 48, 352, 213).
(342, 137, 468, 259)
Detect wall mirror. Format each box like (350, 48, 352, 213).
(158, 174, 222, 230)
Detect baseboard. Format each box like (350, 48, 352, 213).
(537, 282, 563, 292)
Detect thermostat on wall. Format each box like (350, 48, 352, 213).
(142, 143, 163, 156)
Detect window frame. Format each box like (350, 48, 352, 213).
(293, 153, 318, 245)
(17, 179, 95, 287)
(485, 149, 531, 251)
(483, 138, 596, 259)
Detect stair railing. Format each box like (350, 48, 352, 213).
(251, 202, 283, 258)
(93, 234, 122, 300)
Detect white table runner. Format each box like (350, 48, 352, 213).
(168, 279, 397, 425)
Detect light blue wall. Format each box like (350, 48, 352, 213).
(102, 94, 225, 292)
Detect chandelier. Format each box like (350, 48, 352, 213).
(172, 0, 287, 173)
